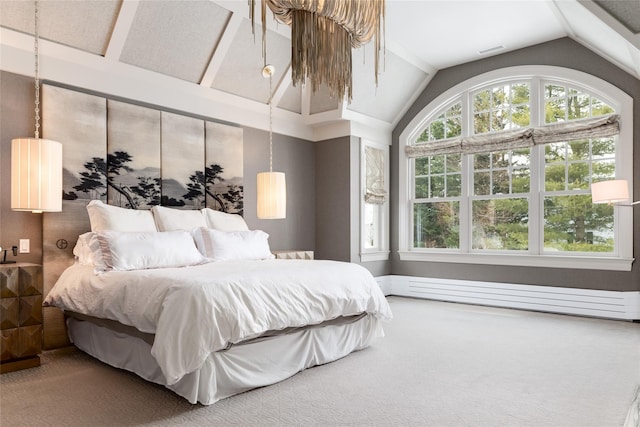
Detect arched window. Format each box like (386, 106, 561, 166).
(398, 66, 633, 271)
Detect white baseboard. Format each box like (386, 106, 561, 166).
(375, 275, 640, 321)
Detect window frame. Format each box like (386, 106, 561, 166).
(360, 138, 390, 262)
(398, 66, 634, 271)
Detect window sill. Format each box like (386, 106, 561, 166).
(361, 251, 390, 262)
(397, 251, 634, 271)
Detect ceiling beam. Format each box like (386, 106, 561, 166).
(200, 12, 243, 88)
(104, 0, 140, 60)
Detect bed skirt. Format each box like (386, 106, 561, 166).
(67, 314, 383, 405)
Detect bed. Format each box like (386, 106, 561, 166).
(43, 201, 392, 405)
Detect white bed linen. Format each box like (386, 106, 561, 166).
(45, 259, 392, 385)
(67, 314, 382, 404)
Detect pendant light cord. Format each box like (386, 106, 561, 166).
(34, 0, 40, 140)
(269, 71, 273, 173)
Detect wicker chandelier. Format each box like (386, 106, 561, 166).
(250, 0, 385, 103)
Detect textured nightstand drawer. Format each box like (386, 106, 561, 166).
(273, 250, 314, 260)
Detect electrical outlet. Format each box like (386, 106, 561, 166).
(19, 239, 30, 254)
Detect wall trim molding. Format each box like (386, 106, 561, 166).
(375, 275, 640, 321)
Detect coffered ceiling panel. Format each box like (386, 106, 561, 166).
(212, 19, 291, 104)
(310, 84, 340, 115)
(594, 0, 640, 33)
(0, 0, 120, 55)
(120, 0, 229, 83)
(278, 83, 302, 114)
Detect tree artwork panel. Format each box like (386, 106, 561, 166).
(205, 122, 244, 214)
(161, 112, 206, 209)
(107, 100, 161, 209)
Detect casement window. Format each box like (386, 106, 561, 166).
(398, 67, 633, 270)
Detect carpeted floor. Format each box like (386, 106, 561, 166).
(1, 296, 639, 426)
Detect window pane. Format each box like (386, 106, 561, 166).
(568, 162, 589, 190)
(545, 98, 566, 123)
(446, 117, 461, 138)
(474, 112, 490, 134)
(472, 198, 529, 250)
(431, 156, 445, 174)
(447, 174, 461, 197)
(474, 172, 491, 196)
(568, 139, 589, 161)
(430, 175, 445, 198)
(512, 105, 530, 127)
(545, 143, 566, 162)
(415, 158, 429, 175)
(364, 203, 378, 249)
(474, 90, 491, 111)
(592, 160, 615, 182)
(512, 83, 530, 104)
(446, 154, 461, 172)
(492, 170, 510, 194)
(415, 177, 429, 198)
(512, 167, 530, 193)
(568, 95, 589, 120)
(430, 120, 445, 140)
(592, 138, 615, 159)
(545, 164, 566, 191)
(492, 109, 508, 131)
(474, 153, 490, 170)
(544, 195, 614, 253)
(591, 98, 614, 117)
(414, 202, 460, 249)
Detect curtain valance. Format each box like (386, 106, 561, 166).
(405, 114, 620, 158)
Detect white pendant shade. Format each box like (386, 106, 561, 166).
(591, 179, 629, 205)
(257, 172, 286, 219)
(11, 138, 63, 213)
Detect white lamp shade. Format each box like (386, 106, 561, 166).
(11, 138, 63, 213)
(591, 179, 629, 204)
(257, 172, 286, 219)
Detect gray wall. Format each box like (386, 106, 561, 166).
(314, 136, 391, 276)
(0, 71, 43, 264)
(392, 38, 640, 292)
(0, 71, 315, 260)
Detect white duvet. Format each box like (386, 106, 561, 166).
(44, 259, 392, 385)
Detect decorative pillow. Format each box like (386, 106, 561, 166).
(192, 228, 273, 261)
(89, 230, 206, 273)
(202, 208, 249, 231)
(73, 232, 95, 265)
(151, 205, 207, 232)
(86, 200, 157, 232)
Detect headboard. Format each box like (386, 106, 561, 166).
(41, 84, 244, 349)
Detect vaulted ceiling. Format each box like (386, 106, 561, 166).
(1, 0, 638, 142)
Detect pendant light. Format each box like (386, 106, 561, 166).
(11, 0, 62, 213)
(257, 64, 286, 219)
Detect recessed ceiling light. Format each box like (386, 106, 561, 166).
(479, 45, 505, 55)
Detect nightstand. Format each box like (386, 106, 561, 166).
(0, 263, 43, 373)
(273, 250, 314, 260)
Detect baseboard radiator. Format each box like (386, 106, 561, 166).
(374, 275, 640, 321)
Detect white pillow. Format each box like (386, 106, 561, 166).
(89, 231, 206, 273)
(73, 232, 95, 265)
(192, 228, 273, 261)
(202, 208, 249, 231)
(86, 200, 157, 232)
(151, 205, 207, 232)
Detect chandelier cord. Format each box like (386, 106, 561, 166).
(34, 0, 40, 139)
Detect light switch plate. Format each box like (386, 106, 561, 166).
(19, 239, 30, 254)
